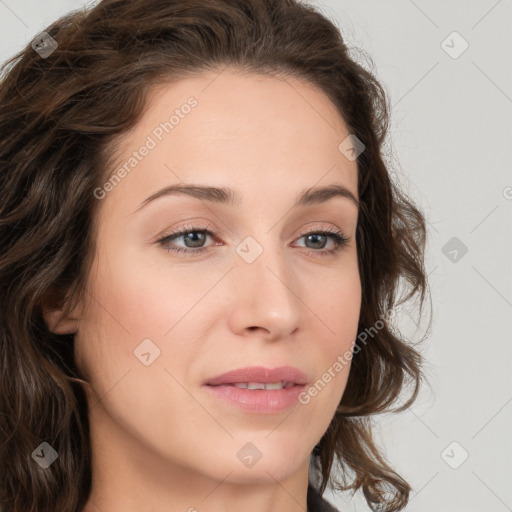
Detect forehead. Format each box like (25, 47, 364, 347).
(144, 68, 350, 143)
(99, 68, 358, 216)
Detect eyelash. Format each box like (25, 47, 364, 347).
(156, 223, 350, 258)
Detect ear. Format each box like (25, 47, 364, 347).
(41, 286, 82, 335)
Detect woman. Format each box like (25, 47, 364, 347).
(0, 0, 430, 511)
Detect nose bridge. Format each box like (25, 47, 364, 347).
(230, 234, 302, 338)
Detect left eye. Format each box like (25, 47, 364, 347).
(157, 225, 349, 256)
(156, 224, 218, 255)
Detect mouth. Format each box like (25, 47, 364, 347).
(207, 381, 300, 390)
(201, 366, 308, 413)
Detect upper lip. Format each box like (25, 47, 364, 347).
(203, 366, 308, 386)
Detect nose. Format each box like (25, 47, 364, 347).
(227, 246, 302, 341)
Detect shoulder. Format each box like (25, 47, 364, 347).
(307, 483, 341, 512)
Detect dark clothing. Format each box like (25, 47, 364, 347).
(307, 483, 340, 512)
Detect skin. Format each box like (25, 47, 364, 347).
(45, 67, 362, 512)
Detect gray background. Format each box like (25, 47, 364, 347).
(1, 1, 511, 511)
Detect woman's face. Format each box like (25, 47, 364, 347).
(66, 69, 361, 486)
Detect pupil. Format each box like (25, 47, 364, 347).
(185, 232, 205, 247)
(307, 234, 326, 249)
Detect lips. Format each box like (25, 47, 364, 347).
(203, 365, 308, 387)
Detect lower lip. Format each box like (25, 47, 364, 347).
(203, 384, 306, 413)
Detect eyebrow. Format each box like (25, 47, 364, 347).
(132, 183, 359, 214)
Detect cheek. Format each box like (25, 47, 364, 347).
(84, 242, 208, 346)
(313, 262, 362, 344)
(73, 246, 168, 397)
(303, 267, 361, 407)
(74, 253, 200, 455)
(74, 243, 220, 404)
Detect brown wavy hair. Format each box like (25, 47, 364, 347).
(0, 0, 431, 511)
